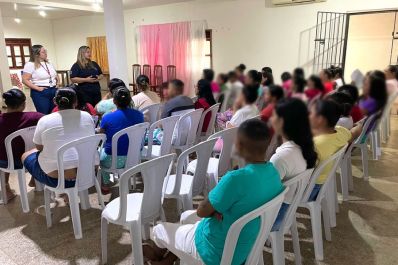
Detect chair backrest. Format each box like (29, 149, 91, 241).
(197, 103, 221, 141)
(110, 123, 149, 172)
(278, 169, 313, 232)
(172, 109, 203, 147)
(5, 126, 36, 170)
(208, 127, 238, 177)
(145, 116, 180, 159)
(353, 112, 379, 144)
(301, 144, 348, 203)
(55, 134, 106, 190)
(166, 65, 176, 81)
(220, 188, 288, 265)
(141, 103, 162, 124)
(166, 138, 218, 197)
(143, 64, 151, 84)
(116, 154, 175, 223)
(132, 64, 141, 85)
(154, 65, 163, 87)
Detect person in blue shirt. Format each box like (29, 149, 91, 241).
(98, 86, 144, 194)
(145, 119, 284, 265)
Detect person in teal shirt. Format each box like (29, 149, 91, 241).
(146, 119, 284, 265)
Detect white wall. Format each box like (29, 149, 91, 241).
(50, 0, 398, 83)
(0, 10, 13, 101)
(2, 17, 57, 67)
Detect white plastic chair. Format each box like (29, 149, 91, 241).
(187, 127, 238, 190)
(179, 188, 288, 265)
(269, 169, 313, 265)
(380, 91, 397, 143)
(0, 126, 38, 212)
(172, 109, 203, 154)
(141, 103, 162, 124)
(98, 122, 149, 188)
(196, 103, 221, 143)
(141, 116, 180, 160)
(163, 138, 218, 212)
(340, 113, 379, 199)
(298, 145, 347, 261)
(101, 154, 175, 265)
(43, 133, 106, 239)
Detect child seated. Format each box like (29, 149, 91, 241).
(146, 119, 284, 265)
(326, 91, 355, 129)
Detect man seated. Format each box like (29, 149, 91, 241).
(144, 119, 284, 265)
(161, 79, 194, 119)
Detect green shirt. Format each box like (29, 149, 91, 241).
(195, 162, 283, 265)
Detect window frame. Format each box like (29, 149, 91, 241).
(205, 29, 213, 69)
(5, 38, 32, 70)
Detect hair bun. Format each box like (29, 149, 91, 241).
(2, 91, 12, 99)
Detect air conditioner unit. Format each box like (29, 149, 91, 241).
(272, 0, 326, 6)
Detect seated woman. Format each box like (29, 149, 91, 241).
(226, 84, 259, 128)
(319, 68, 334, 94)
(195, 79, 216, 132)
(145, 120, 284, 265)
(245, 69, 262, 96)
(305, 75, 325, 102)
(132, 75, 161, 110)
(95, 78, 131, 116)
(0, 89, 43, 199)
(337, 84, 363, 123)
(98, 87, 144, 193)
(260, 85, 284, 125)
(22, 88, 95, 189)
(359, 70, 388, 117)
(270, 98, 317, 180)
(385, 65, 398, 95)
(52, 85, 96, 116)
(327, 91, 355, 130)
(308, 99, 352, 200)
(203, 69, 220, 96)
(290, 74, 308, 102)
(281, 71, 293, 94)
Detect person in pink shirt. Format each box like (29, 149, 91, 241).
(281, 72, 293, 95)
(203, 69, 220, 94)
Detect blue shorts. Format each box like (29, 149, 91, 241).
(0, 159, 23, 170)
(308, 184, 322, 202)
(23, 151, 76, 188)
(271, 203, 289, 232)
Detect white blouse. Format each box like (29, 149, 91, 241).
(23, 61, 57, 87)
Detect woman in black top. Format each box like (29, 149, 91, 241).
(70, 46, 103, 106)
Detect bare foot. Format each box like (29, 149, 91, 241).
(5, 185, 17, 201)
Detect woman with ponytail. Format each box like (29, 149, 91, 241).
(270, 98, 318, 180)
(22, 88, 96, 189)
(131, 75, 161, 110)
(0, 89, 43, 199)
(98, 86, 144, 193)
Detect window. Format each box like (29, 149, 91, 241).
(205, 30, 213, 69)
(5, 38, 32, 70)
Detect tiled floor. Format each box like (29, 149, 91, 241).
(1, 96, 398, 264)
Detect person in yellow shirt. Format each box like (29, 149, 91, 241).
(309, 99, 352, 201)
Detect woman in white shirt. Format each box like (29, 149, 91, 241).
(227, 84, 259, 128)
(270, 98, 318, 180)
(22, 45, 58, 114)
(22, 88, 95, 188)
(132, 75, 161, 110)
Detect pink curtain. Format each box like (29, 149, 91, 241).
(138, 22, 192, 95)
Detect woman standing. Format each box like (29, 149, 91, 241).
(22, 45, 58, 114)
(70, 46, 103, 107)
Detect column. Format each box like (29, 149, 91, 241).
(0, 9, 13, 107)
(103, 0, 129, 87)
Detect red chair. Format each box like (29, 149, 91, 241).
(167, 65, 176, 81)
(153, 65, 163, 99)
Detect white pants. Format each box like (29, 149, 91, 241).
(152, 211, 203, 263)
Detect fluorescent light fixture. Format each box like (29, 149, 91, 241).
(14, 3, 17, 11)
(39, 10, 46, 17)
(14, 18, 21, 24)
(92, 0, 101, 10)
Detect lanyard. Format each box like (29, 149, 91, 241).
(40, 62, 53, 85)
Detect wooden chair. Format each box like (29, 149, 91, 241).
(153, 65, 163, 98)
(167, 65, 176, 81)
(131, 64, 141, 95)
(143, 64, 152, 85)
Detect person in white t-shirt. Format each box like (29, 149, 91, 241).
(227, 84, 259, 128)
(385, 65, 398, 95)
(22, 45, 58, 114)
(132, 75, 161, 111)
(22, 88, 96, 188)
(270, 98, 318, 180)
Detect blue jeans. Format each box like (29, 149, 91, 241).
(308, 184, 322, 201)
(31, 87, 56, 114)
(23, 151, 75, 188)
(271, 203, 289, 232)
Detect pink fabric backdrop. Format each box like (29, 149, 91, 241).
(138, 22, 192, 95)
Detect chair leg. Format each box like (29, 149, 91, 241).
(291, 220, 302, 265)
(270, 231, 285, 265)
(68, 190, 83, 239)
(327, 179, 337, 228)
(95, 178, 105, 209)
(79, 190, 91, 210)
(309, 204, 324, 261)
(0, 171, 7, 205)
(321, 199, 331, 242)
(130, 220, 144, 265)
(340, 160, 349, 201)
(360, 144, 369, 181)
(347, 154, 354, 191)
(17, 170, 30, 213)
(35, 179, 44, 192)
(181, 194, 193, 212)
(44, 188, 52, 228)
(101, 217, 108, 265)
(142, 223, 151, 241)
